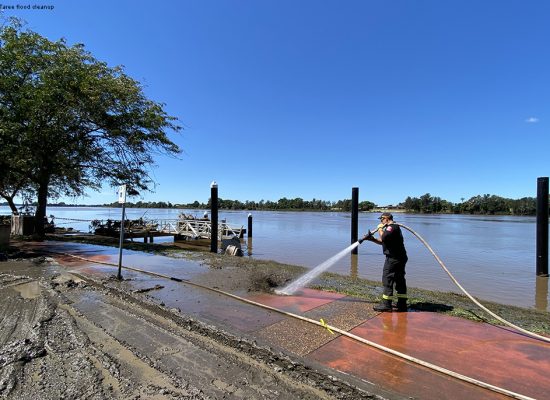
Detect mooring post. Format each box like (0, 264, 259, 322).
(536, 177, 549, 276)
(535, 276, 548, 310)
(351, 253, 358, 279)
(351, 187, 359, 254)
(248, 213, 253, 238)
(210, 181, 218, 253)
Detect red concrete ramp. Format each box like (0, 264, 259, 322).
(244, 290, 550, 399)
(309, 312, 550, 400)
(247, 288, 346, 313)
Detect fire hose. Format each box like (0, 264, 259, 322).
(392, 223, 550, 344)
(48, 247, 543, 400)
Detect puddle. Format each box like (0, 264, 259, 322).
(13, 281, 41, 299)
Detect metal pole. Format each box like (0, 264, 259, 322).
(247, 213, 253, 238)
(351, 187, 359, 254)
(210, 181, 218, 253)
(536, 177, 549, 276)
(117, 202, 126, 280)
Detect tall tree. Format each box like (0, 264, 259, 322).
(0, 20, 182, 237)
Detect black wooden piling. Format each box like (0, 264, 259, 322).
(248, 213, 253, 238)
(210, 181, 218, 253)
(535, 276, 548, 310)
(351, 187, 359, 254)
(536, 177, 549, 276)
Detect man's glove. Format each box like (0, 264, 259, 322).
(377, 223, 385, 230)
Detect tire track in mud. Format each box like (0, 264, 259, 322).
(0, 275, 39, 346)
(58, 303, 198, 399)
(1, 260, 380, 400)
(0, 269, 204, 399)
(0, 275, 51, 397)
(0, 273, 113, 399)
(62, 282, 334, 399)
(61, 271, 382, 400)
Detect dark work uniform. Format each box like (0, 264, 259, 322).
(380, 223, 408, 300)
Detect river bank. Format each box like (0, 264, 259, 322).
(31, 234, 550, 335)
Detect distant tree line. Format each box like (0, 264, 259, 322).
(99, 198, 377, 212)
(93, 193, 547, 215)
(9, 193, 545, 216)
(400, 193, 544, 215)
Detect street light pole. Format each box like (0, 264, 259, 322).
(117, 185, 126, 280)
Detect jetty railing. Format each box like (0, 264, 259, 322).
(151, 218, 244, 240)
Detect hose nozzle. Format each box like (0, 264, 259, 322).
(358, 229, 375, 244)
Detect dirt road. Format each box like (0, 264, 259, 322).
(0, 257, 379, 399)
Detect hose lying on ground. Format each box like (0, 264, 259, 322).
(397, 223, 550, 344)
(48, 249, 539, 400)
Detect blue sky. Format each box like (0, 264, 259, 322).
(2, 0, 548, 206)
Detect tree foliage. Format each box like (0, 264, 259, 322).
(100, 197, 376, 212)
(400, 193, 540, 215)
(0, 20, 181, 236)
(52, 193, 544, 216)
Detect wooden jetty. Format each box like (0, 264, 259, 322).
(90, 215, 246, 243)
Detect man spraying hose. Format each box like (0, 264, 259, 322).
(361, 212, 408, 312)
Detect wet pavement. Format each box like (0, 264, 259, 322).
(16, 241, 550, 399)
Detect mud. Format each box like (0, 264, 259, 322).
(0, 263, 111, 399)
(0, 257, 380, 399)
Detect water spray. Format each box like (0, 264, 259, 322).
(276, 222, 550, 344)
(275, 225, 380, 296)
(275, 241, 361, 296)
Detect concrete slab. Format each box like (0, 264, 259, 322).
(304, 295, 380, 331)
(245, 288, 346, 314)
(250, 293, 380, 357)
(310, 334, 507, 400)
(255, 318, 335, 356)
(309, 312, 550, 400)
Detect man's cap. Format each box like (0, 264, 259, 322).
(379, 212, 393, 220)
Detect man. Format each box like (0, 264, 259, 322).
(361, 212, 408, 312)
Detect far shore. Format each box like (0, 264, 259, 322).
(1, 204, 541, 217)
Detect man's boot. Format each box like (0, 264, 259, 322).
(396, 297, 407, 312)
(373, 299, 393, 312)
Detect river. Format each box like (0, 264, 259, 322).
(1, 206, 548, 311)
